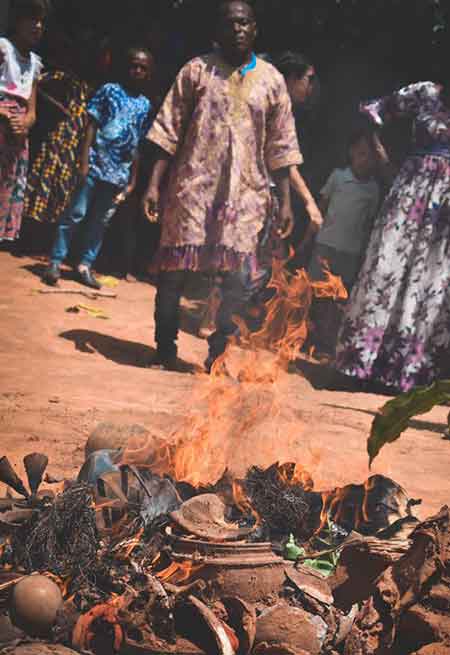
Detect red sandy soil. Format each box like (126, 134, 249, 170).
(0, 251, 449, 517)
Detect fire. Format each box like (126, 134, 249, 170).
(121, 257, 347, 490)
(275, 462, 314, 491)
(155, 560, 203, 584)
(232, 479, 260, 525)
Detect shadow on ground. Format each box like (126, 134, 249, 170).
(323, 402, 449, 436)
(60, 329, 196, 373)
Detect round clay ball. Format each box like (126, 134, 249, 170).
(10, 575, 63, 636)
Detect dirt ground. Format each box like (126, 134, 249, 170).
(0, 250, 449, 518)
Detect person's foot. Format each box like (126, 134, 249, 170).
(78, 266, 102, 290)
(43, 263, 60, 286)
(146, 351, 181, 372)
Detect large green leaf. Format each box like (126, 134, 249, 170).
(368, 380, 450, 466)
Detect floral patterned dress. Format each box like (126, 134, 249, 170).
(336, 82, 450, 391)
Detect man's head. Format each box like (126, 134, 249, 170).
(125, 46, 153, 91)
(274, 51, 315, 107)
(216, 1, 257, 65)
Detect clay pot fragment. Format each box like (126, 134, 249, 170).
(0, 457, 29, 498)
(4, 646, 79, 655)
(170, 494, 254, 541)
(222, 596, 256, 655)
(285, 564, 334, 606)
(255, 602, 328, 655)
(23, 453, 48, 495)
(411, 645, 450, 655)
(252, 643, 306, 655)
(176, 595, 237, 655)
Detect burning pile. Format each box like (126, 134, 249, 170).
(0, 263, 449, 654)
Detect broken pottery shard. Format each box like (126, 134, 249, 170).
(255, 603, 328, 655)
(170, 494, 254, 541)
(252, 643, 304, 655)
(77, 449, 121, 485)
(344, 507, 450, 655)
(178, 595, 236, 655)
(134, 472, 181, 525)
(85, 422, 151, 458)
(411, 646, 450, 655)
(4, 646, 79, 655)
(23, 453, 48, 495)
(329, 529, 412, 612)
(285, 564, 334, 606)
(222, 596, 256, 655)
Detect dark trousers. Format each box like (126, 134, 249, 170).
(154, 269, 253, 363)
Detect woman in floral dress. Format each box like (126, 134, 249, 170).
(336, 81, 450, 392)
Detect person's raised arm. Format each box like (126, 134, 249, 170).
(289, 165, 323, 231)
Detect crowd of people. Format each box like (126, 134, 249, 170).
(1, 0, 450, 393)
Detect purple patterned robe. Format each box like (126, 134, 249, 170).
(148, 52, 302, 272)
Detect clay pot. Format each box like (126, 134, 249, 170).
(170, 536, 285, 603)
(10, 575, 63, 637)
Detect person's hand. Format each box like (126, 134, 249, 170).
(0, 107, 11, 121)
(277, 205, 295, 239)
(8, 113, 27, 137)
(306, 201, 323, 232)
(142, 185, 160, 223)
(372, 133, 390, 165)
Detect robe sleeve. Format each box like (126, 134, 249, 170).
(147, 61, 196, 156)
(265, 76, 303, 171)
(360, 82, 441, 126)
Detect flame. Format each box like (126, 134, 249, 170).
(232, 479, 261, 525)
(121, 257, 347, 490)
(155, 560, 203, 584)
(275, 462, 314, 491)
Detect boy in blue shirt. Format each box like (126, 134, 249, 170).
(44, 46, 152, 289)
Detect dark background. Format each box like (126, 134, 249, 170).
(2, 0, 449, 190)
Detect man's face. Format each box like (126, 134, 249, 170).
(128, 52, 152, 84)
(217, 2, 257, 58)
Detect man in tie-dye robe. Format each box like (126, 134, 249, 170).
(143, 0, 302, 371)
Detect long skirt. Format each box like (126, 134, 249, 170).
(336, 153, 450, 392)
(0, 98, 29, 242)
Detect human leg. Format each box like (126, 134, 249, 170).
(206, 267, 253, 369)
(154, 270, 187, 365)
(49, 177, 95, 266)
(79, 180, 119, 269)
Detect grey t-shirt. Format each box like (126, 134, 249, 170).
(317, 167, 380, 254)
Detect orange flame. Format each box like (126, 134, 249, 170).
(121, 257, 347, 490)
(155, 560, 203, 584)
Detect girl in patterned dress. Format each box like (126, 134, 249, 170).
(0, 0, 48, 242)
(336, 81, 450, 392)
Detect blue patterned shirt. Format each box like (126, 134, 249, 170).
(87, 83, 151, 188)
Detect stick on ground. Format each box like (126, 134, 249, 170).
(36, 288, 117, 299)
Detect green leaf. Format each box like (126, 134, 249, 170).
(368, 380, 450, 466)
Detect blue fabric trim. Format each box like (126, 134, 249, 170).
(240, 52, 257, 77)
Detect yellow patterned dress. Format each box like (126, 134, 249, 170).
(24, 71, 91, 223)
